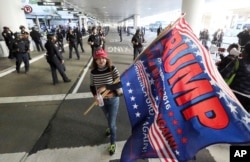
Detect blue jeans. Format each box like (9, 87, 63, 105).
(101, 97, 120, 144)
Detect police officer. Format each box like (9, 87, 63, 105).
(56, 25, 65, 53)
(74, 26, 85, 53)
(88, 26, 103, 56)
(1, 26, 14, 59)
(30, 27, 44, 52)
(12, 33, 30, 73)
(19, 25, 32, 60)
(131, 28, 145, 60)
(45, 34, 71, 85)
(66, 28, 80, 60)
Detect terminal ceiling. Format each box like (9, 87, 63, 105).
(50, 0, 249, 24)
(60, 0, 182, 23)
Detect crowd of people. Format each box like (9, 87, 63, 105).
(1, 24, 109, 82)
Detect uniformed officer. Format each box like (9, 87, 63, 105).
(74, 26, 85, 53)
(12, 33, 30, 73)
(88, 26, 103, 56)
(1, 26, 15, 59)
(30, 27, 44, 52)
(56, 25, 65, 53)
(66, 28, 80, 60)
(45, 33, 71, 85)
(131, 28, 145, 60)
(19, 25, 32, 60)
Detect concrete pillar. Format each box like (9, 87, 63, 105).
(124, 20, 128, 27)
(181, 0, 205, 36)
(0, 0, 29, 57)
(79, 16, 83, 29)
(134, 14, 141, 30)
(35, 16, 41, 31)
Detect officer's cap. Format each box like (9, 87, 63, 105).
(3, 26, 9, 30)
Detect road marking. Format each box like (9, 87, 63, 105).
(72, 57, 93, 94)
(0, 54, 45, 78)
(24, 141, 127, 162)
(0, 92, 93, 104)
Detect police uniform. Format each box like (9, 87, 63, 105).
(1, 27, 14, 59)
(20, 25, 32, 59)
(88, 33, 102, 56)
(66, 29, 80, 59)
(45, 34, 71, 85)
(131, 29, 145, 60)
(30, 27, 44, 52)
(74, 27, 85, 53)
(12, 33, 30, 73)
(56, 27, 65, 52)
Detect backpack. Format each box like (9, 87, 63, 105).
(219, 58, 239, 85)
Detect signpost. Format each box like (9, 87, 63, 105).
(23, 5, 33, 13)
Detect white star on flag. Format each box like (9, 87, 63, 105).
(243, 115, 250, 124)
(133, 103, 138, 109)
(128, 88, 133, 94)
(135, 112, 141, 118)
(217, 90, 226, 99)
(228, 102, 237, 113)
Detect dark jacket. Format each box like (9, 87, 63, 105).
(88, 34, 102, 48)
(217, 55, 237, 72)
(131, 34, 144, 48)
(2, 30, 14, 45)
(237, 31, 250, 46)
(45, 40, 63, 61)
(13, 38, 30, 53)
(74, 28, 83, 41)
(66, 32, 77, 45)
(30, 30, 42, 42)
(230, 58, 250, 94)
(56, 29, 64, 41)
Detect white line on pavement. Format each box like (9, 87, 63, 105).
(0, 92, 93, 104)
(72, 57, 93, 94)
(0, 54, 46, 78)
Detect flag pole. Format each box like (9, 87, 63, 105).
(83, 77, 120, 116)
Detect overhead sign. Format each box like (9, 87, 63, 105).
(37, 2, 62, 6)
(23, 5, 33, 13)
(57, 8, 75, 11)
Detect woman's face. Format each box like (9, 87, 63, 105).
(95, 57, 107, 68)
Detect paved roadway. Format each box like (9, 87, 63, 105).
(0, 29, 232, 162)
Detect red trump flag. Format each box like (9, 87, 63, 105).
(120, 17, 250, 162)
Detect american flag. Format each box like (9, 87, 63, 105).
(120, 17, 250, 162)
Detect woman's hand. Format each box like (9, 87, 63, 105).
(97, 86, 107, 94)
